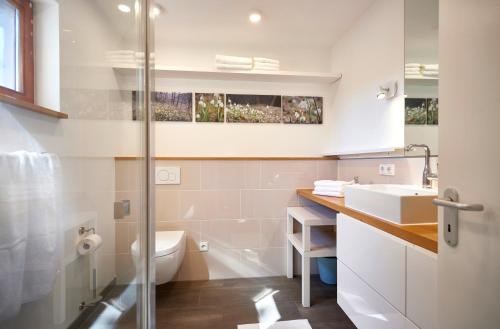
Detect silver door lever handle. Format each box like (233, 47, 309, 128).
(433, 198, 484, 211)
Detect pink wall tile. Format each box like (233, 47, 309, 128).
(156, 190, 179, 220)
(115, 160, 142, 191)
(317, 160, 338, 180)
(260, 160, 317, 189)
(200, 219, 261, 249)
(240, 248, 285, 277)
(241, 189, 298, 219)
(261, 219, 285, 248)
(115, 157, 437, 283)
(200, 160, 261, 190)
(179, 190, 240, 220)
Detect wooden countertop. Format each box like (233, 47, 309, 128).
(297, 189, 438, 253)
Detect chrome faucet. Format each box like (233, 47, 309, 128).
(405, 144, 438, 188)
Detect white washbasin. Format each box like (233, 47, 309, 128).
(344, 184, 438, 224)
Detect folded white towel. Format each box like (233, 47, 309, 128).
(253, 64, 279, 71)
(423, 64, 439, 70)
(215, 55, 253, 65)
(405, 63, 423, 68)
(405, 67, 422, 72)
(215, 63, 253, 70)
(313, 190, 344, 198)
(254, 62, 279, 68)
(314, 180, 353, 187)
(134, 52, 154, 58)
(422, 70, 439, 76)
(253, 57, 280, 65)
(313, 186, 345, 193)
(253, 67, 279, 71)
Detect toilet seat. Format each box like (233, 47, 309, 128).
(131, 231, 185, 258)
(130, 230, 186, 285)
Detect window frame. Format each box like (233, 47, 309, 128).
(0, 0, 34, 103)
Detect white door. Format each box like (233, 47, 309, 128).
(438, 1, 500, 328)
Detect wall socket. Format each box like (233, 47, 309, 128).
(199, 241, 209, 252)
(379, 164, 396, 176)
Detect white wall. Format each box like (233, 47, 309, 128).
(152, 79, 335, 156)
(144, 42, 337, 156)
(329, 0, 405, 155)
(33, 0, 60, 111)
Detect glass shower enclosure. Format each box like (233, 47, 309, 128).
(0, 0, 155, 328)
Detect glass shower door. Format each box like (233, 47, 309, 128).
(0, 0, 155, 328)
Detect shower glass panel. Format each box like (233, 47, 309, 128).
(0, 0, 154, 328)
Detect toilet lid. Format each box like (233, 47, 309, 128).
(131, 231, 185, 257)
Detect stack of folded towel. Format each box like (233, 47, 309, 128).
(215, 55, 281, 71)
(252, 57, 280, 71)
(405, 63, 439, 78)
(313, 180, 354, 198)
(105, 50, 153, 66)
(421, 64, 439, 77)
(215, 55, 253, 70)
(405, 63, 423, 78)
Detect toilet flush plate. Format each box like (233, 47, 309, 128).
(156, 167, 181, 185)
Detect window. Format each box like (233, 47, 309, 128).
(0, 0, 33, 103)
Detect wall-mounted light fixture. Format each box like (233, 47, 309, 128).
(376, 81, 398, 100)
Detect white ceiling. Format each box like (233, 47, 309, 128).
(95, 0, 377, 48)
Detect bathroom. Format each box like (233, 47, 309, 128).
(0, 0, 498, 328)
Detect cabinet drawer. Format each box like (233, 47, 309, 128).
(407, 244, 437, 329)
(338, 260, 406, 329)
(337, 214, 406, 313)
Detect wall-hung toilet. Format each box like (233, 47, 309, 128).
(131, 231, 186, 285)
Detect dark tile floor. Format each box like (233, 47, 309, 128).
(79, 276, 356, 329)
(155, 276, 356, 329)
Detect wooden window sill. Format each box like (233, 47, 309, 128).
(0, 94, 68, 119)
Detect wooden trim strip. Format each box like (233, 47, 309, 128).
(115, 156, 339, 161)
(0, 94, 68, 119)
(297, 188, 438, 253)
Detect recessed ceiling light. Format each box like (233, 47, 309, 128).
(249, 11, 262, 23)
(118, 4, 131, 13)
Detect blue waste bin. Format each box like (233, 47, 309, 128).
(317, 257, 337, 284)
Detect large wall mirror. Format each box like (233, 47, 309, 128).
(404, 0, 439, 156)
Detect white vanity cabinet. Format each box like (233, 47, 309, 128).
(337, 213, 437, 329)
(406, 244, 437, 329)
(337, 213, 406, 313)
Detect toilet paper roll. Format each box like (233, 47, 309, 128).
(77, 234, 103, 255)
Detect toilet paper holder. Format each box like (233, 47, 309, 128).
(78, 226, 96, 236)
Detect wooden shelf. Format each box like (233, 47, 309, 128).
(112, 65, 342, 84)
(0, 94, 68, 119)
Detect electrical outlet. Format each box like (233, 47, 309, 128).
(199, 241, 209, 252)
(379, 164, 396, 176)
